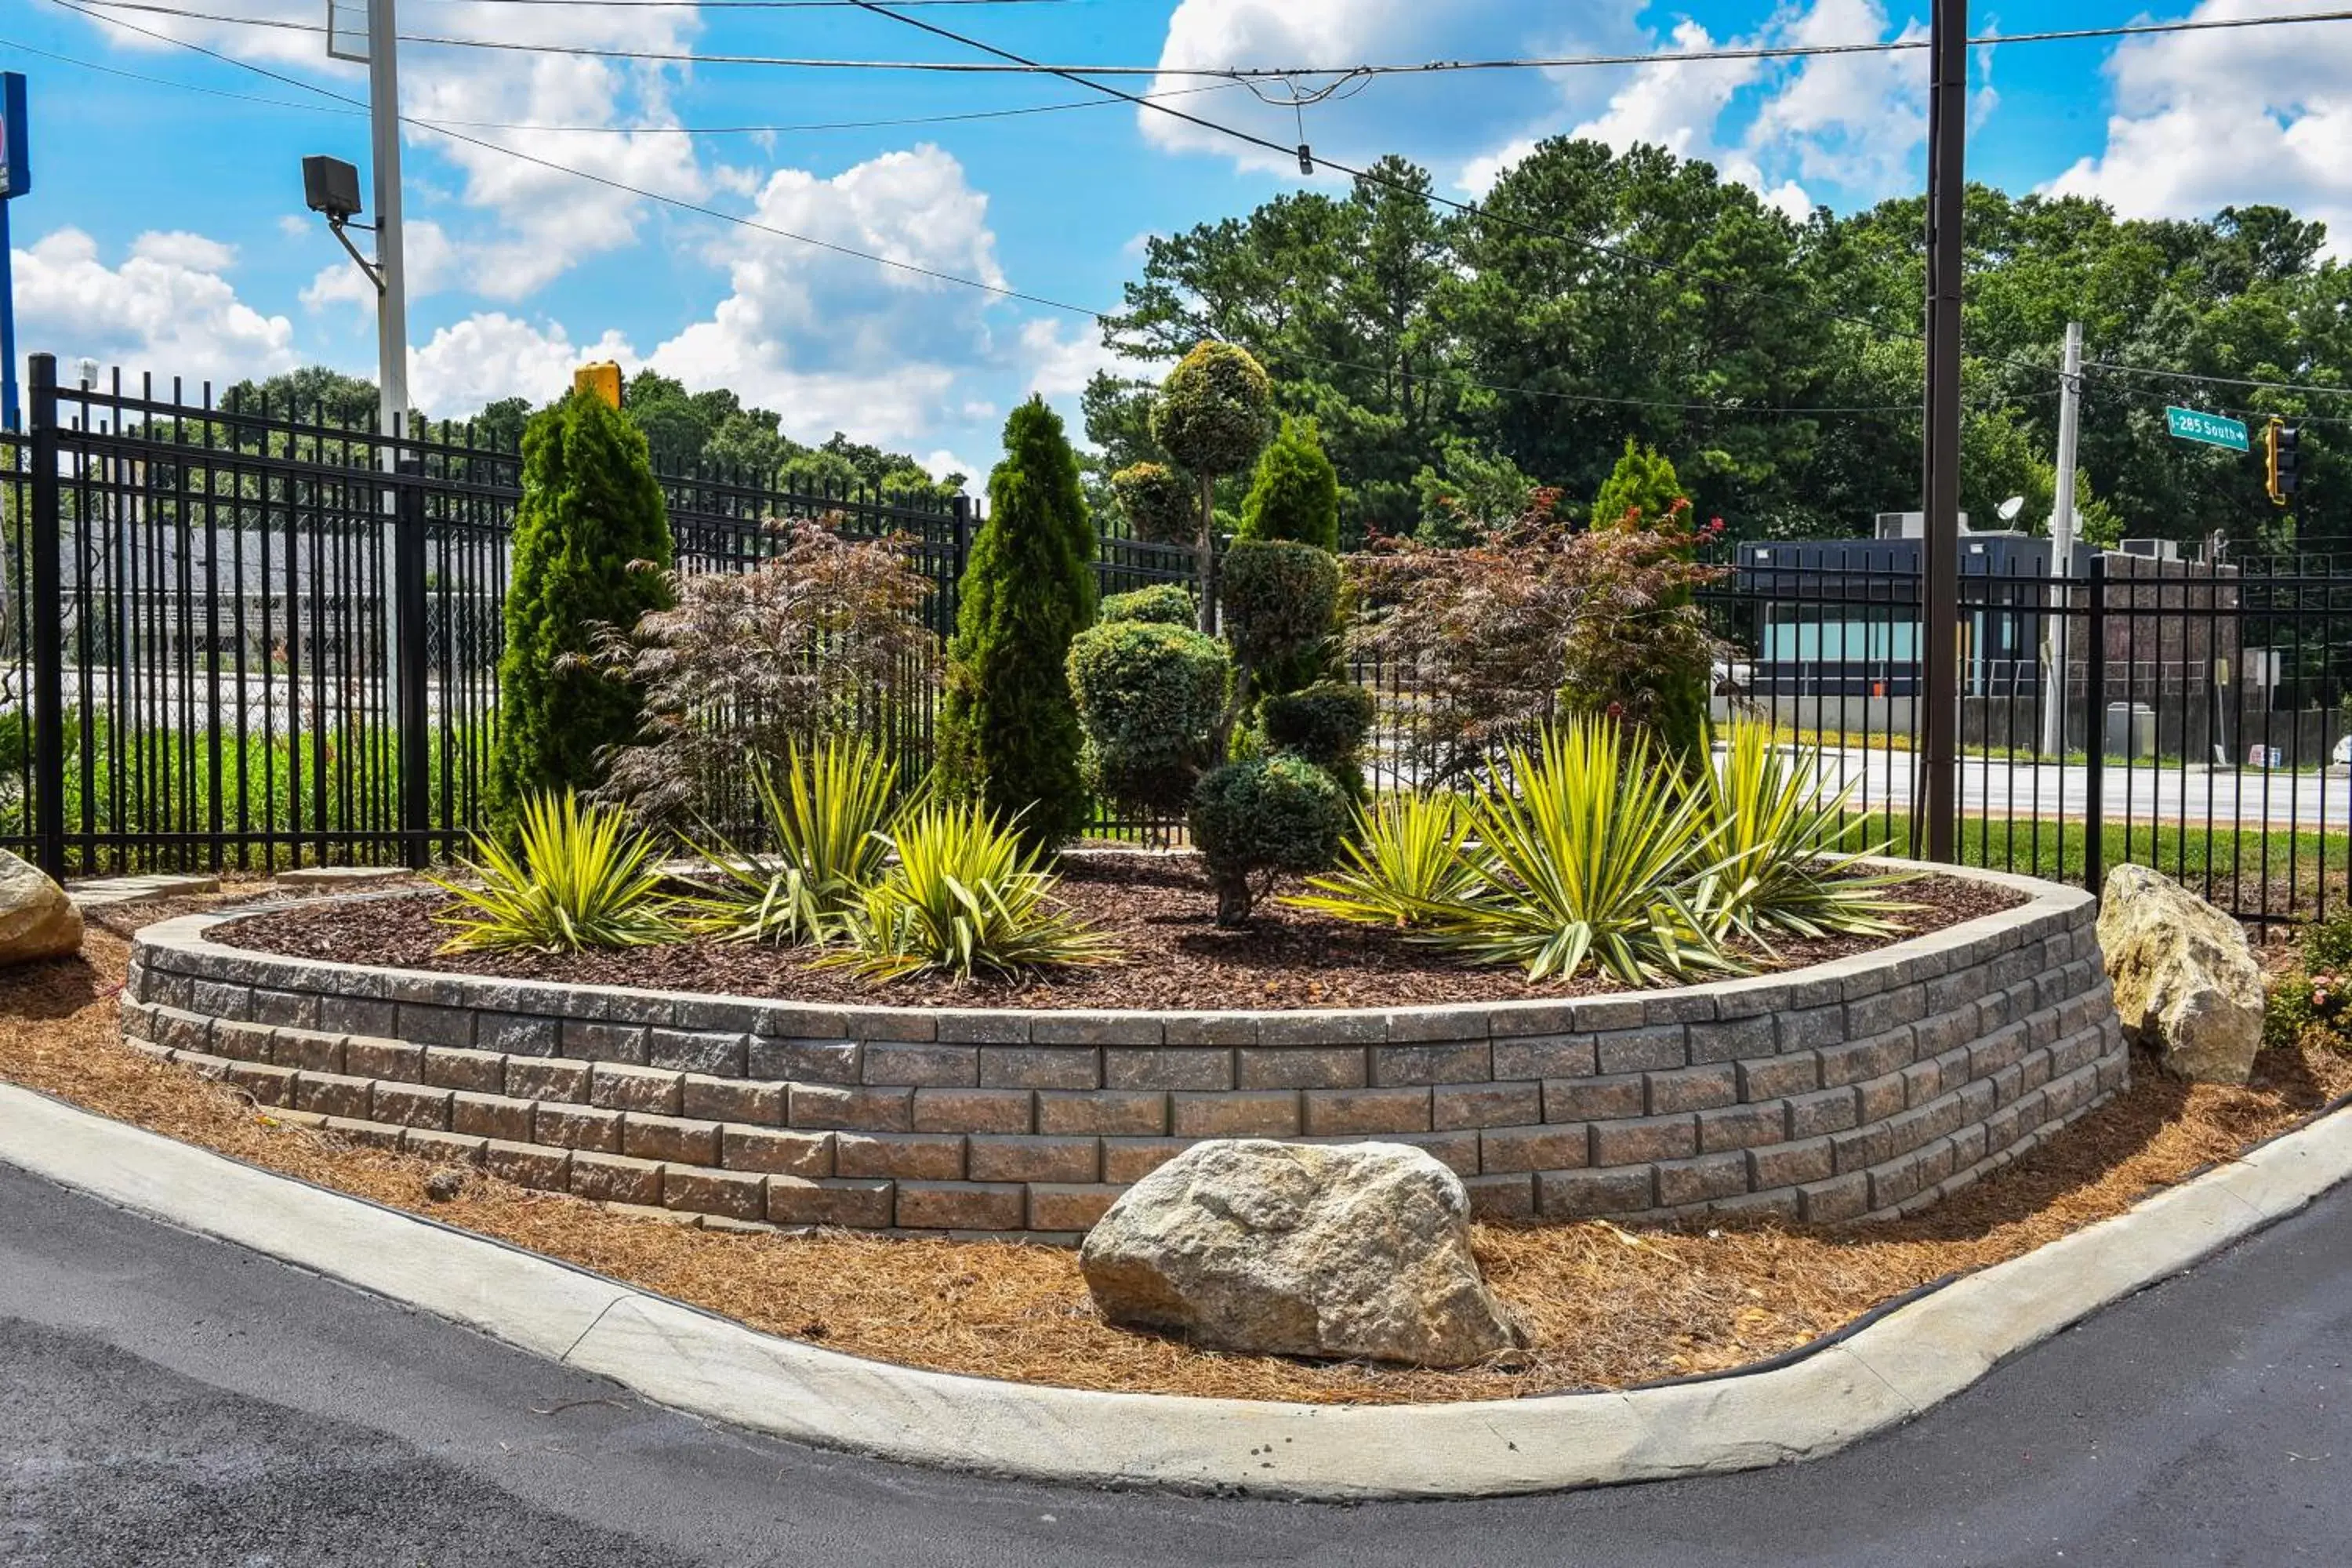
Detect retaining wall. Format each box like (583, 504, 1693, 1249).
(119, 865, 2125, 1240)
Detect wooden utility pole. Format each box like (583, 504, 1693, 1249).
(1918, 0, 1967, 862)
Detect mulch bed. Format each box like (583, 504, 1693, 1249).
(5, 902, 2347, 1404)
(212, 853, 2021, 1010)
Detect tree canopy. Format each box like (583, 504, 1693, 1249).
(1092, 140, 2352, 553)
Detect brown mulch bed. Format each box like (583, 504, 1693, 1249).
(210, 855, 2020, 1010)
(6, 902, 2347, 1404)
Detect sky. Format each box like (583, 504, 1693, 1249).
(4, 0, 2349, 483)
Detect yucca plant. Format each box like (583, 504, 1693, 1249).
(1693, 721, 1914, 947)
(682, 736, 903, 945)
(432, 790, 677, 954)
(1285, 791, 1490, 929)
(822, 801, 1121, 982)
(1428, 718, 1742, 985)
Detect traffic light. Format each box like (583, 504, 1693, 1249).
(2267, 418, 2301, 507)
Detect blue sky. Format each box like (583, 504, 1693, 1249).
(5, 0, 2346, 481)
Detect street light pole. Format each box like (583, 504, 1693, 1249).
(1917, 0, 1967, 864)
(366, 0, 408, 456)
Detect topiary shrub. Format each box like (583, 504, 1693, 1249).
(1260, 680, 1374, 797)
(1098, 583, 1196, 626)
(1110, 461, 1197, 546)
(489, 390, 674, 833)
(1189, 753, 1349, 927)
(1239, 417, 1341, 554)
(1067, 620, 1231, 815)
(1219, 538, 1340, 686)
(1150, 343, 1274, 630)
(938, 397, 1097, 850)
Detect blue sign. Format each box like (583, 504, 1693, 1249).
(0, 71, 24, 431)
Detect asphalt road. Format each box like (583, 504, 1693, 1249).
(5, 1158, 2350, 1567)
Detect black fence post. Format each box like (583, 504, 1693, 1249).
(946, 493, 971, 636)
(394, 456, 430, 869)
(2083, 555, 2107, 898)
(27, 353, 64, 881)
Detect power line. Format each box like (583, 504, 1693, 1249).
(67, 1, 2352, 76)
(0, 31, 1244, 132)
(2084, 360, 2352, 401)
(43, 0, 2053, 426)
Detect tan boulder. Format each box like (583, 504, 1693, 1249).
(2096, 863, 2263, 1083)
(0, 851, 81, 967)
(1078, 1138, 1522, 1368)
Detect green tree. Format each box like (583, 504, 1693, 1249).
(1151, 342, 1275, 630)
(1590, 437, 1686, 530)
(938, 398, 1097, 848)
(1589, 439, 1707, 764)
(488, 391, 675, 829)
(1238, 417, 1341, 553)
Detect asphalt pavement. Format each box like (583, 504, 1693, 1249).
(4, 1156, 2349, 1567)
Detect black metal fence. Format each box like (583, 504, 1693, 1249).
(7, 354, 2351, 929)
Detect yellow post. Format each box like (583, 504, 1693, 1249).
(573, 361, 622, 408)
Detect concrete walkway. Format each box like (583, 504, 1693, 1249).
(2, 1156, 2342, 1566)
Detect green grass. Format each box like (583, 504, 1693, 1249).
(1837, 808, 2352, 912)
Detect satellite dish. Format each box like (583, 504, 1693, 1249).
(1996, 495, 2026, 524)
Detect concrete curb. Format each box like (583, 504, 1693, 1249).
(2, 1076, 2347, 1500)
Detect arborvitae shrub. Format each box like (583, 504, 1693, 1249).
(1189, 753, 1349, 926)
(1066, 620, 1230, 815)
(488, 390, 673, 830)
(1098, 583, 1196, 626)
(1109, 462, 1197, 546)
(1218, 539, 1340, 681)
(1590, 436, 1686, 531)
(1239, 417, 1341, 554)
(1589, 438, 1707, 764)
(938, 397, 1097, 849)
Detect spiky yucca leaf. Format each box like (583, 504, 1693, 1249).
(1693, 721, 1915, 946)
(822, 801, 1121, 982)
(681, 737, 902, 945)
(1284, 791, 1489, 928)
(431, 791, 677, 954)
(1428, 719, 1743, 985)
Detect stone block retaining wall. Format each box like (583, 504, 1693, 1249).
(119, 867, 2125, 1240)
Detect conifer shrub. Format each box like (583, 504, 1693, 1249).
(1150, 343, 1274, 629)
(1219, 538, 1340, 685)
(1110, 461, 1197, 546)
(1238, 417, 1341, 554)
(1259, 680, 1374, 797)
(1588, 439, 1709, 765)
(1098, 583, 1196, 626)
(1189, 753, 1350, 926)
(938, 398, 1097, 849)
(488, 391, 673, 830)
(1066, 620, 1230, 815)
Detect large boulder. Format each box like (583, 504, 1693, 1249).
(0, 851, 81, 967)
(1078, 1139, 1522, 1368)
(2096, 863, 2263, 1083)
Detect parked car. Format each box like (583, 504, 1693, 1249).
(2335, 733, 2352, 768)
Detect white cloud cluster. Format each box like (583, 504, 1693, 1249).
(2046, 0, 2352, 245)
(407, 312, 637, 417)
(13, 228, 299, 383)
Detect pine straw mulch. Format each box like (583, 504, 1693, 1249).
(8, 898, 2350, 1405)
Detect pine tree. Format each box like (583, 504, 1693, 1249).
(938, 397, 1096, 848)
(1238, 417, 1341, 553)
(1589, 437, 1707, 764)
(488, 391, 674, 829)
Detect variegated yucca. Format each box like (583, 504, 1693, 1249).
(1692, 721, 1913, 948)
(682, 736, 903, 945)
(431, 791, 677, 954)
(1284, 791, 1490, 929)
(823, 801, 1120, 982)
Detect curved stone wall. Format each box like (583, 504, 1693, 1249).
(120, 865, 2125, 1240)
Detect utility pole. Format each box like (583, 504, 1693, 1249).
(1917, 0, 1967, 863)
(2040, 319, 2083, 761)
(365, 0, 408, 456)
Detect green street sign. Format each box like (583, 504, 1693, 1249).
(2166, 406, 2249, 452)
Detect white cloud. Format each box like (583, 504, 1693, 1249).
(920, 448, 985, 487)
(1570, 20, 1767, 164)
(1018, 318, 1126, 399)
(71, 0, 711, 299)
(1740, 0, 1929, 194)
(2046, 0, 2352, 246)
(1145, 0, 1595, 176)
(406, 311, 637, 418)
(648, 146, 1011, 446)
(13, 227, 298, 383)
